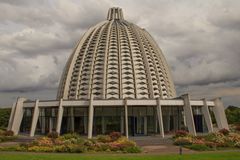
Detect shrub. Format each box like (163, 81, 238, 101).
(65, 144, 86, 153)
(205, 141, 217, 148)
(174, 137, 192, 146)
(54, 145, 67, 152)
(192, 138, 205, 145)
(235, 125, 240, 132)
(219, 128, 230, 135)
(47, 131, 59, 139)
(3, 130, 14, 136)
(0, 145, 23, 151)
(174, 130, 189, 138)
(109, 132, 122, 141)
(235, 142, 240, 148)
(109, 142, 124, 151)
(61, 133, 81, 140)
(28, 146, 54, 152)
(0, 129, 5, 135)
(123, 146, 141, 153)
(116, 137, 136, 148)
(0, 135, 16, 142)
(96, 135, 112, 143)
(34, 137, 53, 146)
(204, 132, 225, 145)
(228, 133, 240, 143)
(96, 143, 111, 151)
(187, 144, 211, 151)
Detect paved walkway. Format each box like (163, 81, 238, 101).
(130, 136, 196, 154)
(0, 136, 34, 147)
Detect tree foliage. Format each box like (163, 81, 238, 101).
(225, 106, 240, 124)
(0, 108, 11, 129)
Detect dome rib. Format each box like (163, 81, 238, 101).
(102, 21, 114, 99)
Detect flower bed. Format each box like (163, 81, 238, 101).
(0, 132, 141, 153)
(173, 129, 240, 151)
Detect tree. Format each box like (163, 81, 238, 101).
(0, 108, 11, 129)
(225, 106, 240, 124)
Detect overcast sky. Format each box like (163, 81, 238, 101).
(0, 0, 239, 107)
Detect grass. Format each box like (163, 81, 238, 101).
(0, 151, 240, 160)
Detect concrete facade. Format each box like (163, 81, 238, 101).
(8, 97, 228, 136)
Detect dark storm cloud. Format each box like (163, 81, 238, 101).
(0, 0, 239, 107)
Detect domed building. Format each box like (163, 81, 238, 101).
(8, 8, 228, 138)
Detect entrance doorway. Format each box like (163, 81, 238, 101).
(129, 116, 146, 136)
(194, 115, 203, 132)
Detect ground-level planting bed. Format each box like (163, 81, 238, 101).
(173, 128, 240, 151)
(0, 152, 240, 160)
(0, 132, 141, 153)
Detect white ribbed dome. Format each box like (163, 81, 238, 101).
(57, 7, 176, 100)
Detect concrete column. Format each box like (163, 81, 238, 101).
(49, 117, 53, 133)
(144, 116, 147, 135)
(124, 100, 129, 138)
(7, 102, 17, 131)
(41, 109, 45, 134)
(156, 98, 164, 138)
(70, 107, 74, 132)
(155, 117, 158, 133)
(56, 99, 63, 134)
(84, 110, 87, 134)
(213, 98, 229, 130)
(30, 99, 39, 137)
(11, 97, 26, 135)
(88, 96, 94, 138)
(202, 99, 214, 133)
(121, 116, 124, 134)
(101, 116, 105, 134)
(182, 94, 196, 136)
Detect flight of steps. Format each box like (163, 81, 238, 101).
(130, 136, 173, 146)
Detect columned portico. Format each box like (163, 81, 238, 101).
(9, 96, 228, 137)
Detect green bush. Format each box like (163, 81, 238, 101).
(174, 137, 192, 146)
(219, 128, 230, 136)
(187, 144, 211, 151)
(61, 133, 81, 140)
(0, 135, 17, 142)
(3, 130, 14, 136)
(109, 132, 122, 141)
(96, 135, 112, 143)
(0, 108, 11, 129)
(28, 146, 54, 152)
(65, 144, 86, 153)
(47, 131, 59, 139)
(174, 130, 189, 138)
(123, 146, 142, 153)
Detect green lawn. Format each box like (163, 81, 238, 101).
(0, 152, 240, 160)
